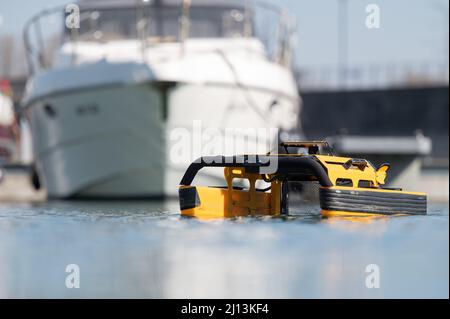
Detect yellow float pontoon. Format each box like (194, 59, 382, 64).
(179, 141, 427, 219)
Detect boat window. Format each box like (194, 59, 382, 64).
(75, 9, 139, 41)
(68, 6, 248, 43)
(336, 178, 353, 187)
(189, 7, 247, 38)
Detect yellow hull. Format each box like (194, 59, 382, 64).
(178, 144, 428, 219)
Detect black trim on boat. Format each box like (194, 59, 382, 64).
(179, 187, 201, 210)
(320, 187, 427, 215)
(180, 155, 333, 187)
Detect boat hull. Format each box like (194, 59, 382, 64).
(27, 82, 296, 198)
(27, 83, 166, 198)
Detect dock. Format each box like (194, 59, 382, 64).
(0, 166, 46, 202)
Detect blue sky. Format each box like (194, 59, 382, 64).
(0, 0, 448, 69)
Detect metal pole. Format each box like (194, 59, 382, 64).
(136, 0, 150, 63)
(180, 0, 191, 56)
(338, 0, 348, 89)
(244, 0, 253, 38)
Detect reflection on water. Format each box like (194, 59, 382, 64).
(0, 200, 448, 298)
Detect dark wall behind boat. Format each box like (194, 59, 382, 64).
(300, 85, 449, 164)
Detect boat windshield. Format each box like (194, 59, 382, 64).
(70, 5, 247, 42)
(24, 1, 296, 73)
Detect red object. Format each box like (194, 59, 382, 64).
(0, 79, 12, 96)
(0, 126, 13, 139)
(0, 79, 14, 139)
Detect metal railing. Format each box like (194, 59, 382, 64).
(23, 0, 297, 75)
(296, 61, 449, 91)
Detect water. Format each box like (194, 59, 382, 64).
(0, 200, 448, 298)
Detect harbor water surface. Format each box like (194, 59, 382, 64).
(0, 200, 448, 298)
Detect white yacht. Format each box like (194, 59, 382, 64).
(22, 0, 300, 199)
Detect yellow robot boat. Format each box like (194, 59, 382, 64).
(179, 141, 427, 219)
